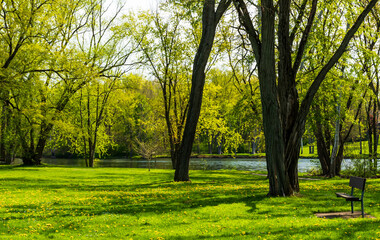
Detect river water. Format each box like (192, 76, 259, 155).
(36, 157, 346, 172)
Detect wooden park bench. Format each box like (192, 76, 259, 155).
(336, 176, 366, 218)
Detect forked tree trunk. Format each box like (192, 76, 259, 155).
(234, 0, 378, 195)
(259, 0, 290, 196)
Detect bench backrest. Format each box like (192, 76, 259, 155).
(349, 176, 366, 191)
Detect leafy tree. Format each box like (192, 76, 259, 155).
(0, 0, 92, 165)
(126, 7, 197, 168)
(231, 0, 378, 196)
(0, 0, 57, 164)
(198, 69, 244, 155)
(223, 16, 263, 154)
(302, 2, 368, 176)
(354, 3, 380, 174)
(108, 75, 163, 158)
(174, 0, 378, 194)
(174, 0, 232, 181)
(0, 0, 136, 165)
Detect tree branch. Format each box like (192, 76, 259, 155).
(233, 0, 261, 62)
(300, 0, 379, 124)
(292, 0, 318, 75)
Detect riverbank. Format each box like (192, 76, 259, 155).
(153, 153, 319, 159)
(0, 166, 379, 239)
(155, 153, 370, 159)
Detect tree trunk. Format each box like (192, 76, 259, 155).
(234, 0, 378, 195)
(0, 102, 7, 163)
(359, 117, 363, 154)
(258, 0, 288, 196)
(314, 114, 331, 175)
(34, 122, 54, 162)
(88, 137, 95, 167)
(367, 99, 373, 160)
(330, 99, 341, 177)
(174, 0, 232, 181)
(252, 140, 256, 154)
(372, 97, 378, 174)
(335, 138, 345, 175)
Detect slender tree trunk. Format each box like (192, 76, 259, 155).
(0, 100, 7, 163)
(367, 99, 373, 160)
(208, 132, 213, 154)
(314, 114, 331, 175)
(87, 88, 93, 167)
(330, 96, 341, 177)
(174, 0, 232, 181)
(372, 97, 378, 173)
(335, 137, 345, 175)
(163, 90, 177, 169)
(252, 141, 256, 154)
(79, 90, 89, 167)
(359, 117, 363, 155)
(83, 138, 88, 167)
(88, 137, 95, 167)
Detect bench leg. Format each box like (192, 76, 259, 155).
(361, 200, 364, 218)
(351, 201, 354, 214)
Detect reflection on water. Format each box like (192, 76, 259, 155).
(39, 158, 325, 172)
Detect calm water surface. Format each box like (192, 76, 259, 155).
(37, 157, 339, 172)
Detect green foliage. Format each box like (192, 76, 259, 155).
(0, 0, 380, 169)
(0, 166, 379, 239)
(341, 159, 378, 178)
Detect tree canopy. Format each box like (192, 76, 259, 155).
(0, 0, 379, 194)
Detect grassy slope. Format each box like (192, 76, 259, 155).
(0, 166, 379, 240)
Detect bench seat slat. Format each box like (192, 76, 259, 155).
(336, 192, 360, 201)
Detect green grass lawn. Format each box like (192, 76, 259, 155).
(0, 166, 379, 239)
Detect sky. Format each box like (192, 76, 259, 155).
(126, 0, 160, 11)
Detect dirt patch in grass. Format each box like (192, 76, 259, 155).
(315, 211, 375, 219)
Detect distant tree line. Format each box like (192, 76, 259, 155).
(0, 0, 379, 196)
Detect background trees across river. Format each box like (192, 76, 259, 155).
(0, 0, 379, 194)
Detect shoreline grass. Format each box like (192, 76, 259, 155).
(0, 166, 379, 239)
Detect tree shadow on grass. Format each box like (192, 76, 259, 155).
(3, 181, 268, 222)
(8, 186, 266, 213)
(1, 167, 273, 222)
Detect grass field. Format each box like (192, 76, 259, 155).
(0, 166, 379, 239)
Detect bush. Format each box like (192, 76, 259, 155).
(341, 159, 378, 177)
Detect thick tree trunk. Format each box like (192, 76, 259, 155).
(174, 0, 232, 181)
(258, 0, 290, 196)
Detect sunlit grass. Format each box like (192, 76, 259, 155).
(0, 166, 379, 239)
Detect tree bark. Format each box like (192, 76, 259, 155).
(313, 106, 331, 175)
(174, 0, 232, 181)
(0, 100, 7, 163)
(234, 0, 378, 195)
